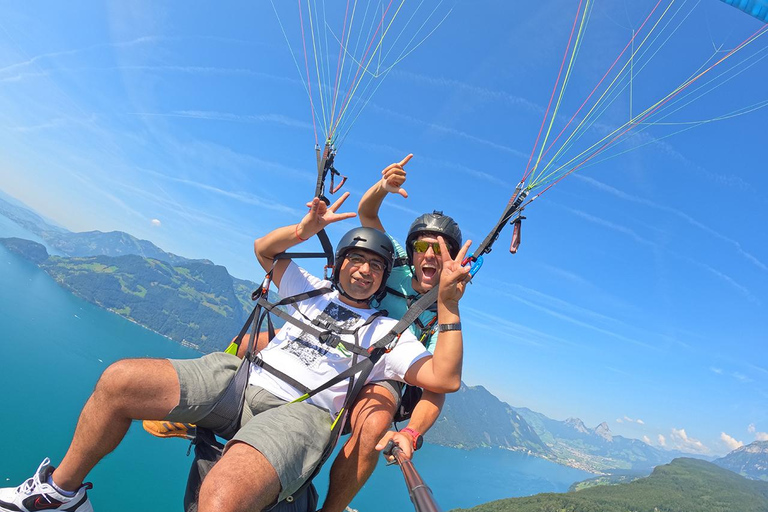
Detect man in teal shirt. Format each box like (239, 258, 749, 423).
(321, 154, 463, 512)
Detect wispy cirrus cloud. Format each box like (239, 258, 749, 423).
(463, 306, 583, 350)
(711, 366, 757, 385)
(69, 171, 146, 222)
(392, 69, 543, 114)
(558, 204, 657, 247)
(10, 118, 68, 132)
(0, 36, 162, 75)
(131, 110, 313, 131)
(552, 202, 759, 304)
(486, 281, 657, 350)
(368, 103, 529, 159)
(576, 175, 767, 272)
(136, 168, 302, 216)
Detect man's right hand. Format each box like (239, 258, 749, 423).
(297, 192, 357, 240)
(380, 154, 412, 198)
(376, 430, 416, 461)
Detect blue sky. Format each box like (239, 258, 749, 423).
(1, 0, 766, 457)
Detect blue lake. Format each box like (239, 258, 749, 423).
(0, 245, 592, 511)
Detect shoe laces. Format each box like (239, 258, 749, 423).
(18, 476, 40, 496)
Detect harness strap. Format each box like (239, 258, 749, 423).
(289, 346, 384, 501)
(254, 359, 312, 395)
(256, 296, 372, 357)
(367, 286, 440, 353)
(271, 287, 333, 308)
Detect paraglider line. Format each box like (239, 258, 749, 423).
(522, 0, 586, 183)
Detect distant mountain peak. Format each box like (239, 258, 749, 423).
(740, 441, 768, 455)
(594, 421, 613, 442)
(564, 417, 589, 434)
(714, 440, 768, 481)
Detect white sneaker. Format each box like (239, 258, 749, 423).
(0, 458, 93, 512)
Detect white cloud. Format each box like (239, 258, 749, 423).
(643, 435, 652, 445)
(150, 219, 161, 227)
(711, 367, 723, 375)
(750, 425, 768, 441)
(637, 419, 645, 425)
(670, 428, 709, 454)
(733, 372, 752, 383)
(616, 418, 623, 423)
(721, 432, 744, 451)
(658, 434, 666, 446)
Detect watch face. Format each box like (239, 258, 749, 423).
(415, 435, 424, 450)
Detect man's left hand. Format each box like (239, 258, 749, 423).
(437, 236, 472, 305)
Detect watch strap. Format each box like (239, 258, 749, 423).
(400, 427, 422, 451)
(439, 322, 462, 332)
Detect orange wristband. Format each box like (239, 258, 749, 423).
(295, 224, 308, 242)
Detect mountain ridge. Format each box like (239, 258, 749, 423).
(714, 440, 768, 481)
(451, 457, 768, 512)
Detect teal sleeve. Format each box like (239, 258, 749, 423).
(388, 234, 408, 259)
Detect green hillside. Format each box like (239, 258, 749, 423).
(451, 458, 768, 512)
(2, 238, 259, 353)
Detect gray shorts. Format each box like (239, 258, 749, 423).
(370, 379, 403, 404)
(165, 352, 332, 501)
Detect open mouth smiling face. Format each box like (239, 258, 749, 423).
(412, 235, 443, 293)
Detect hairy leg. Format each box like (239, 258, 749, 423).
(198, 441, 281, 512)
(53, 358, 180, 490)
(320, 384, 397, 512)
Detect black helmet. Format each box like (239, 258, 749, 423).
(333, 227, 395, 302)
(406, 210, 462, 260)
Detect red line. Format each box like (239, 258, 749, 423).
(521, 0, 586, 184)
(534, 23, 768, 199)
(537, 0, 664, 166)
(330, 0, 352, 130)
(298, 0, 319, 145)
(330, 0, 394, 139)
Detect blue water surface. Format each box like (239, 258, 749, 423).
(0, 245, 591, 511)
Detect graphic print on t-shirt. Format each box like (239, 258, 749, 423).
(282, 301, 362, 368)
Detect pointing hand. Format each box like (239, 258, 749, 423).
(380, 154, 412, 198)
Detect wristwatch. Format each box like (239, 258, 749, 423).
(400, 427, 424, 451)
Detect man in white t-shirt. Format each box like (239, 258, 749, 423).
(0, 192, 471, 512)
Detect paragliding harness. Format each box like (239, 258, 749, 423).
(182, 143, 442, 510)
(183, 251, 446, 510)
(183, 150, 529, 511)
(382, 284, 438, 424)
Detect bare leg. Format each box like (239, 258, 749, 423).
(320, 384, 397, 512)
(52, 358, 181, 490)
(198, 441, 281, 512)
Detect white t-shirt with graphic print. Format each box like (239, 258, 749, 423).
(248, 262, 430, 417)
